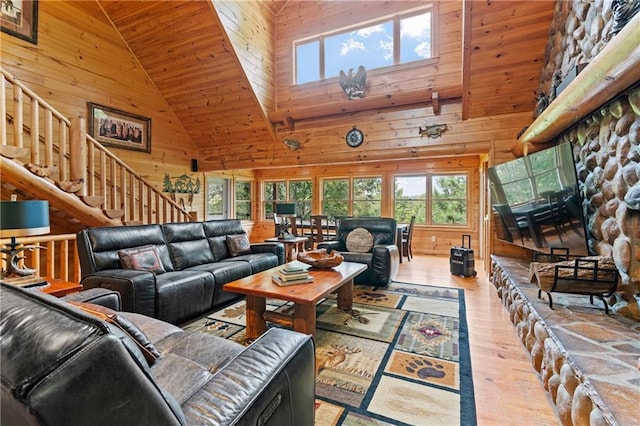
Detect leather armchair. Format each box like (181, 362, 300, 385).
(318, 217, 399, 286)
(0, 284, 315, 426)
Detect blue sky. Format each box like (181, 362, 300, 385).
(297, 11, 431, 84)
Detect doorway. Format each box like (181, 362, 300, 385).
(207, 177, 230, 219)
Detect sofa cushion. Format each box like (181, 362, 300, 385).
(68, 301, 161, 366)
(226, 234, 252, 256)
(155, 271, 215, 324)
(79, 224, 175, 273)
(346, 228, 374, 253)
(119, 245, 166, 274)
(162, 222, 215, 270)
(222, 253, 279, 274)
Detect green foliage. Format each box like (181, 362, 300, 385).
(431, 175, 467, 224)
(353, 178, 381, 216)
(235, 181, 251, 220)
(290, 180, 313, 219)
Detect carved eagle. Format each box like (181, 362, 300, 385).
(338, 66, 367, 100)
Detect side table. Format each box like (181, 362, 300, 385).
(265, 236, 309, 262)
(41, 278, 84, 297)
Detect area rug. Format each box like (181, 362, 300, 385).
(183, 281, 477, 425)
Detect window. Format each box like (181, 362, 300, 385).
(207, 177, 229, 219)
(353, 177, 382, 217)
(235, 181, 252, 221)
(263, 181, 287, 220)
(322, 179, 349, 219)
(394, 173, 468, 226)
(431, 174, 467, 225)
(321, 177, 382, 219)
(289, 180, 313, 220)
(394, 176, 426, 224)
(295, 8, 433, 84)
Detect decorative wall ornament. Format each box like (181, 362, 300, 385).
(163, 174, 200, 194)
(338, 66, 367, 99)
(283, 137, 301, 150)
(418, 124, 448, 139)
(611, 0, 640, 35)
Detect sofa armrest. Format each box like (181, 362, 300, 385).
(317, 241, 345, 252)
(80, 270, 157, 317)
(62, 288, 122, 310)
(371, 244, 400, 285)
(181, 328, 315, 426)
(251, 242, 286, 265)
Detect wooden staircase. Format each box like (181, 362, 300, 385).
(1, 67, 191, 230)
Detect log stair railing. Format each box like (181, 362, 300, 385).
(1, 66, 190, 226)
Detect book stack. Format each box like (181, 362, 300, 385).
(272, 261, 313, 286)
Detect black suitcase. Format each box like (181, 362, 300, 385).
(450, 234, 477, 277)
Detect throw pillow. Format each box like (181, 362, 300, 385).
(118, 245, 165, 274)
(68, 301, 161, 366)
(226, 234, 252, 257)
(346, 228, 374, 253)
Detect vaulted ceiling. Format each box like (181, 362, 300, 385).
(99, 0, 553, 169)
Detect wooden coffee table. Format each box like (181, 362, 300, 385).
(223, 261, 367, 338)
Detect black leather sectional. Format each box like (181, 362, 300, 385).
(77, 220, 285, 324)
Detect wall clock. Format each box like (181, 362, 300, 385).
(345, 127, 364, 148)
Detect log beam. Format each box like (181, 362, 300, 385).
(516, 14, 640, 148)
(268, 86, 461, 125)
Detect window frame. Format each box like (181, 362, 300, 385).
(293, 5, 436, 85)
(430, 173, 469, 226)
(234, 180, 252, 221)
(394, 172, 470, 227)
(320, 176, 383, 219)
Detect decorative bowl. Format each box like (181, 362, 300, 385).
(297, 249, 343, 269)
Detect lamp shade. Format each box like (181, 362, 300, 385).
(275, 203, 296, 216)
(0, 201, 50, 238)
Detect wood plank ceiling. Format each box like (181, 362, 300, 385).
(99, 0, 553, 170)
(99, 0, 277, 157)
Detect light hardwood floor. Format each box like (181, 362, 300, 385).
(395, 254, 560, 425)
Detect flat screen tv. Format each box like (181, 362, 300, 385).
(488, 142, 592, 256)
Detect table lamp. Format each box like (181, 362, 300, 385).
(0, 200, 50, 286)
(275, 203, 296, 240)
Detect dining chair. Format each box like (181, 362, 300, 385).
(493, 204, 529, 245)
(401, 216, 416, 262)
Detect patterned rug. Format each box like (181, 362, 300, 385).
(183, 281, 477, 425)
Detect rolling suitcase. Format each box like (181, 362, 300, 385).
(450, 234, 477, 277)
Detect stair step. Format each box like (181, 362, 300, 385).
(103, 209, 124, 219)
(25, 163, 57, 178)
(57, 180, 83, 193)
(81, 195, 105, 208)
(0, 145, 29, 159)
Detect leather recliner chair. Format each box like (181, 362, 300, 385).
(318, 217, 400, 286)
(0, 283, 315, 426)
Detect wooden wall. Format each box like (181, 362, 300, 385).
(0, 1, 204, 219)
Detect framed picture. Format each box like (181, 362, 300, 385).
(88, 103, 152, 153)
(1, 0, 38, 44)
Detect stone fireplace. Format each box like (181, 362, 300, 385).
(518, 0, 640, 319)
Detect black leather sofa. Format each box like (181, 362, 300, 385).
(318, 217, 399, 286)
(0, 283, 315, 426)
(77, 220, 284, 324)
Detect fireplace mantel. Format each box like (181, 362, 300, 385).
(513, 13, 640, 157)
